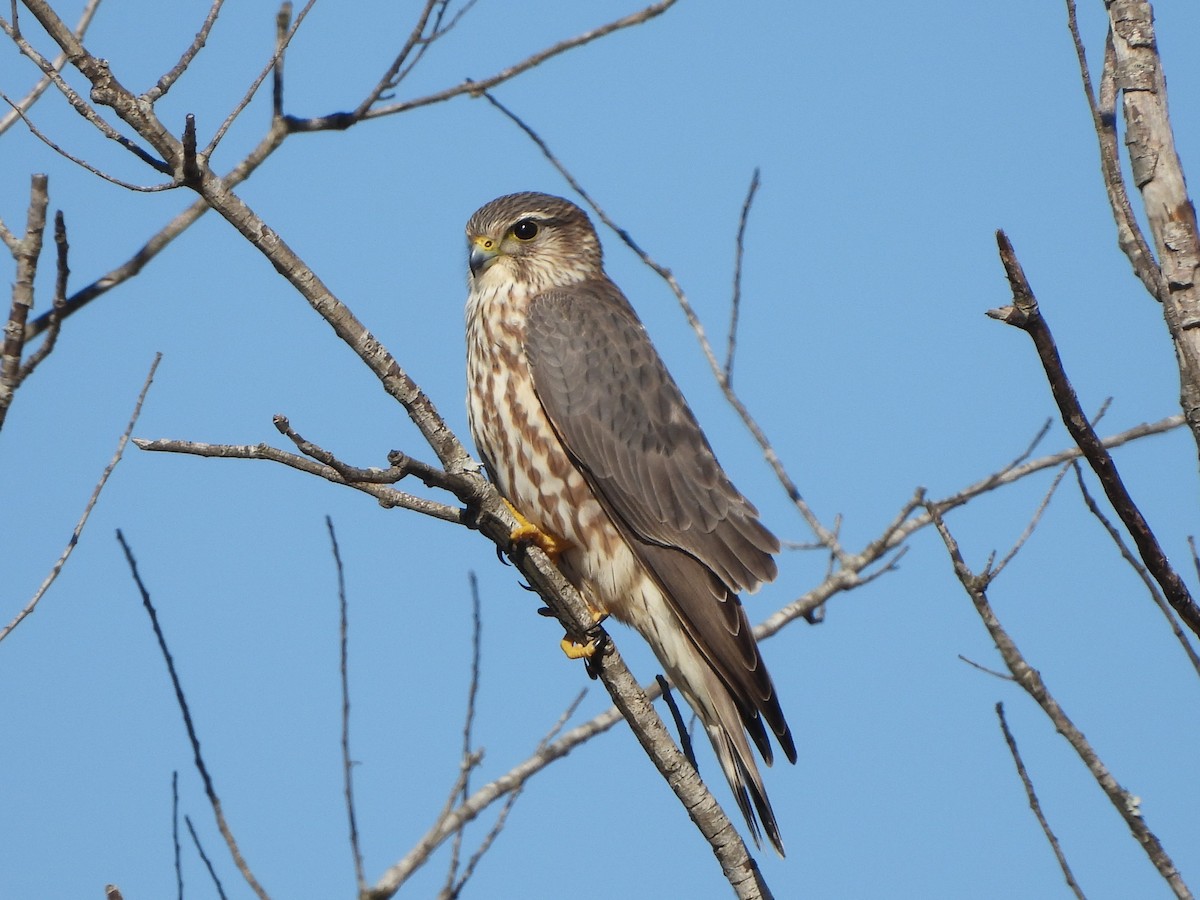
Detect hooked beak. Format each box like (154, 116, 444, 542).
(469, 236, 500, 278)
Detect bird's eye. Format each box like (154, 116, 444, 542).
(512, 219, 539, 241)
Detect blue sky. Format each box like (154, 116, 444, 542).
(2, 1, 1198, 897)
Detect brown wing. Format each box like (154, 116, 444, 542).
(523, 280, 779, 593)
(523, 279, 794, 764)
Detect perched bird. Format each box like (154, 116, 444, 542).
(464, 192, 795, 853)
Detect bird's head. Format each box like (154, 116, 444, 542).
(465, 192, 604, 292)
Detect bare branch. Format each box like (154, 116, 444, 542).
(326, 517, 366, 894)
(0, 7, 172, 173)
(0, 173, 47, 430)
(12, 0, 674, 343)
(1072, 463, 1200, 677)
(0, 0, 101, 137)
(356, 1, 678, 123)
(439, 572, 486, 900)
(185, 814, 231, 900)
(0, 92, 175, 190)
(1064, 0, 1164, 301)
(726, 168, 760, 383)
(988, 229, 1200, 639)
(117, 530, 268, 899)
(375, 689, 587, 898)
(995, 703, 1088, 900)
(172, 771, 183, 900)
(203, 0, 317, 157)
(758, 414, 1184, 637)
(24, 118, 290, 341)
(0, 353, 160, 642)
(16, 210, 66, 379)
(927, 504, 1193, 899)
(143, 0, 225, 103)
(133, 436, 467, 525)
(1100, 0, 1200, 455)
(352, 0, 451, 119)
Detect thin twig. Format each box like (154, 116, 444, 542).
(0, 92, 175, 191)
(440, 572, 485, 899)
(374, 690, 589, 898)
(144, 0, 225, 102)
(327, 517, 366, 892)
(0, 353, 161, 642)
(133, 437, 466, 525)
(726, 168, 760, 384)
(172, 771, 183, 900)
(995, 703, 1088, 900)
(272, 3, 290, 119)
(355, 1, 678, 123)
(989, 403, 1107, 581)
(656, 674, 698, 770)
(117, 529, 268, 900)
(0, 0, 101, 137)
(1072, 463, 1200, 678)
(957, 655, 1015, 681)
(441, 688, 582, 900)
(988, 458, 1072, 582)
(185, 814, 230, 900)
(203, 0, 317, 157)
(0, 9, 171, 173)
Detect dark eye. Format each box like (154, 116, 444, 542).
(512, 219, 539, 241)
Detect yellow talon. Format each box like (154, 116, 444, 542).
(558, 605, 607, 660)
(560, 636, 599, 659)
(504, 499, 571, 561)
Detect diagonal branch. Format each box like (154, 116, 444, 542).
(995, 702, 1088, 900)
(927, 505, 1193, 900)
(143, 0, 225, 103)
(1, 353, 161, 643)
(117, 530, 268, 900)
(987, 230, 1200, 640)
(357, 1, 678, 122)
(0, 0, 101, 137)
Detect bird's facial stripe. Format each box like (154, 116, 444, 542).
(504, 213, 573, 240)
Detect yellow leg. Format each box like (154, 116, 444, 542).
(504, 499, 571, 562)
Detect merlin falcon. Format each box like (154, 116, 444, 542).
(464, 192, 796, 853)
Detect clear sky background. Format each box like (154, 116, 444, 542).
(2, 1, 1198, 898)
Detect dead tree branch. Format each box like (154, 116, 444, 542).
(928, 504, 1193, 899)
(1067, 0, 1200, 459)
(987, 230, 1200, 641)
(117, 529, 268, 900)
(995, 702, 1088, 900)
(1, 353, 160, 643)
